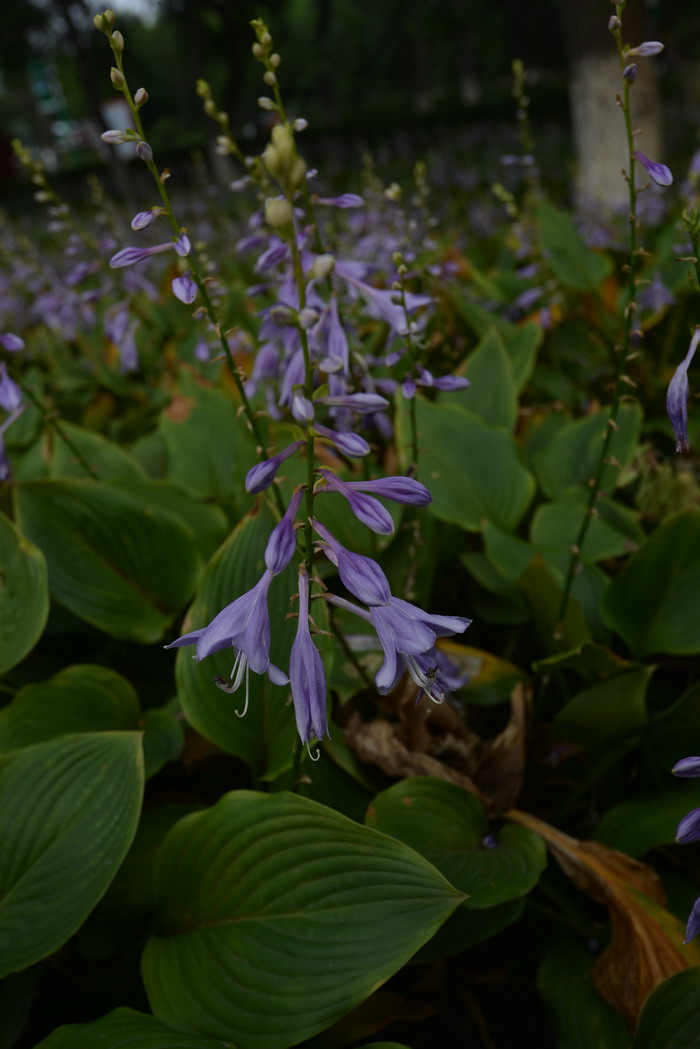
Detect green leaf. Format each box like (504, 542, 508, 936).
(111, 479, 230, 561)
(175, 505, 298, 781)
(531, 495, 643, 564)
(602, 510, 700, 658)
(413, 897, 525, 961)
(537, 198, 612, 291)
(442, 328, 518, 429)
(517, 556, 590, 652)
(533, 404, 642, 501)
(632, 967, 700, 1049)
(47, 421, 147, 482)
(159, 370, 258, 505)
(537, 939, 629, 1049)
(142, 709, 184, 778)
(365, 778, 546, 907)
(399, 398, 534, 532)
(448, 299, 541, 390)
(643, 681, 700, 772)
(142, 791, 463, 1048)
(0, 511, 48, 676)
(0, 732, 144, 977)
(594, 784, 700, 858)
(33, 1008, 229, 1049)
(534, 641, 636, 683)
(0, 664, 140, 754)
(554, 666, 653, 751)
(14, 480, 202, 643)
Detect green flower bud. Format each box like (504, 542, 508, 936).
(252, 43, 264, 58)
(111, 30, 124, 52)
(264, 197, 294, 229)
(110, 66, 125, 89)
(310, 254, 335, 281)
(258, 97, 275, 111)
(270, 53, 281, 68)
(103, 9, 116, 26)
(93, 14, 105, 31)
(263, 70, 277, 87)
(261, 32, 272, 46)
(204, 98, 217, 117)
(134, 87, 148, 107)
(196, 79, 211, 98)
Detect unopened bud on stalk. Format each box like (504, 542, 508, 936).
(204, 98, 217, 117)
(310, 254, 335, 281)
(263, 71, 277, 87)
(623, 63, 637, 82)
(264, 197, 294, 229)
(196, 79, 211, 98)
(298, 308, 319, 329)
(101, 129, 129, 144)
(258, 97, 275, 111)
(111, 30, 124, 52)
(134, 87, 148, 107)
(261, 32, 272, 46)
(293, 118, 308, 132)
(136, 141, 153, 163)
(608, 15, 621, 30)
(103, 9, 116, 25)
(270, 53, 281, 68)
(110, 67, 125, 89)
(252, 43, 264, 58)
(94, 13, 105, 30)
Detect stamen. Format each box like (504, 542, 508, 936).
(235, 666, 251, 718)
(305, 740, 321, 762)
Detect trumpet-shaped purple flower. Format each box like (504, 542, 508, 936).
(245, 440, 304, 494)
(290, 565, 329, 744)
(131, 209, 159, 231)
(632, 151, 673, 188)
(676, 808, 700, 844)
(172, 273, 197, 305)
(673, 756, 700, 778)
(672, 754, 700, 941)
(316, 393, 389, 414)
(0, 334, 24, 352)
(110, 241, 175, 268)
(265, 488, 303, 575)
(312, 519, 391, 605)
(314, 424, 370, 458)
(627, 41, 664, 57)
(667, 329, 699, 452)
(164, 568, 288, 712)
(318, 469, 395, 535)
(340, 475, 432, 506)
(370, 598, 471, 697)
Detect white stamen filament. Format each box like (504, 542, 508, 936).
(405, 655, 445, 704)
(306, 740, 321, 762)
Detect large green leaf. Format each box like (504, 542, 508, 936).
(175, 505, 298, 781)
(554, 666, 653, 751)
(47, 421, 147, 482)
(643, 681, 700, 772)
(14, 479, 202, 643)
(33, 1008, 229, 1049)
(365, 778, 546, 907)
(632, 967, 700, 1049)
(399, 398, 534, 532)
(537, 198, 612, 291)
(602, 510, 700, 658)
(533, 404, 641, 501)
(142, 791, 463, 1048)
(594, 785, 700, 858)
(537, 939, 629, 1049)
(442, 328, 518, 429)
(0, 511, 48, 676)
(448, 299, 540, 390)
(0, 732, 144, 977)
(531, 494, 644, 564)
(111, 479, 230, 561)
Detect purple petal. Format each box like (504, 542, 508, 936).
(672, 756, 700, 778)
(131, 210, 158, 231)
(245, 440, 304, 494)
(342, 476, 432, 506)
(429, 375, 470, 391)
(292, 393, 315, 423)
(676, 808, 700, 844)
(0, 363, 22, 413)
(0, 333, 25, 352)
(314, 193, 364, 208)
(265, 489, 303, 575)
(685, 897, 700, 944)
(370, 602, 436, 656)
(389, 595, 472, 638)
(172, 273, 197, 305)
(667, 330, 699, 452)
(312, 519, 391, 605)
(632, 151, 673, 187)
(318, 470, 394, 535)
(317, 393, 389, 414)
(290, 567, 329, 743)
(628, 41, 664, 57)
(175, 234, 192, 257)
(314, 424, 370, 458)
(110, 242, 174, 268)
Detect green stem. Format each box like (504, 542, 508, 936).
(110, 41, 285, 514)
(555, 19, 639, 631)
(18, 379, 99, 480)
(288, 233, 316, 572)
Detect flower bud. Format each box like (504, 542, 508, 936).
(252, 43, 264, 58)
(110, 66, 125, 89)
(608, 15, 621, 30)
(298, 308, 319, 329)
(310, 254, 335, 281)
(204, 98, 217, 117)
(134, 87, 148, 107)
(258, 97, 275, 111)
(111, 30, 124, 52)
(196, 79, 211, 98)
(101, 129, 129, 144)
(264, 197, 294, 229)
(293, 118, 308, 132)
(94, 13, 105, 30)
(623, 63, 637, 82)
(270, 53, 281, 68)
(263, 70, 277, 86)
(136, 141, 153, 163)
(103, 9, 116, 25)
(261, 31, 272, 46)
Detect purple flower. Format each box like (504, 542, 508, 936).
(312, 519, 391, 605)
(172, 273, 197, 305)
(685, 898, 700, 944)
(175, 234, 192, 257)
(314, 194, 364, 208)
(265, 488, 303, 575)
(292, 393, 315, 423)
(316, 393, 389, 414)
(164, 569, 288, 710)
(0, 333, 24, 352)
(110, 241, 175, 268)
(676, 808, 700, 844)
(0, 363, 22, 413)
(334, 263, 432, 335)
(627, 41, 664, 57)
(318, 469, 395, 535)
(666, 329, 699, 452)
(136, 141, 153, 163)
(340, 475, 432, 506)
(623, 63, 637, 83)
(245, 440, 304, 494)
(131, 210, 159, 231)
(290, 565, 329, 744)
(370, 598, 471, 698)
(632, 151, 673, 188)
(314, 424, 370, 458)
(672, 756, 700, 778)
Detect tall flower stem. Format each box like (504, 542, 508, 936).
(288, 232, 316, 574)
(103, 25, 284, 514)
(555, 6, 641, 633)
(17, 378, 99, 480)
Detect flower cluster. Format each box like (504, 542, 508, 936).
(673, 756, 700, 942)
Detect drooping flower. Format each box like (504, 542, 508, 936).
(632, 151, 673, 188)
(264, 488, 303, 575)
(312, 519, 391, 605)
(672, 754, 700, 941)
(110, 241, 176, 268)
(317, 469, 395, 535)
(289, 564, 329, 744)
(339, 475, 432, 506)
(313, 424, 370, 458)
(172, 273, 197, 305)
(164, 569, 288, 712)
(666, 328, 700, 452)
(245, 440, 304, 494)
